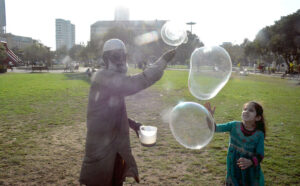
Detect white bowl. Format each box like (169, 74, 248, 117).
(138, 126, 157, 146)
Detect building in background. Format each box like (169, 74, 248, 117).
(114, 6, 129, 21)
(0, 0, 6, 34)
(91, 7, 166, 40)
(55, 19, 75, 50)
(91, 20, 166, 40)
(90, 7, 167, 65)
(1, 33, 36, 49)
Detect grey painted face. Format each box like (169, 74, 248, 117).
(105, 49, 128, 74)
(108, 60, 128, 74)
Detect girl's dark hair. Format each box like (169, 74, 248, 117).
(247, 101, 267, 139)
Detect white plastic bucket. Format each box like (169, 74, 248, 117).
(138, 126, 157, 146)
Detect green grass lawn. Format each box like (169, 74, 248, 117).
(155, 71, 300, 184)
(0, 71, 299, 185)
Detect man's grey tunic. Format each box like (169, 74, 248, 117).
(79, 57, 168, 185)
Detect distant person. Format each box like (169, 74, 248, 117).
(289, 62, 294, 74)
(237, 62, 241, 72)
(79, 38, 176, 186)
(86, 68, 92, 78)
(64, 63, 69, 72)
(271, 61, 276, 73)
(75, 63, 79, 71)
(205, 101, 266, 186)
(267, 64, 271, 74)
(9, 61, 13, 71)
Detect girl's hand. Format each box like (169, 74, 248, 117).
(204, 102, 216, 117)
(237, 157, 253, 170)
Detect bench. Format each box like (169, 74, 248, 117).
(32, 66, 49, 72)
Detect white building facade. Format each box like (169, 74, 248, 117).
(56, 19, 75, 50)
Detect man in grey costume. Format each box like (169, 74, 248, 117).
(80, 38, 176, 186)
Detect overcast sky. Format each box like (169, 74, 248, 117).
(5, 0, 300, 50)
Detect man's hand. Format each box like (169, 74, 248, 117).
(134, 123, 142, 138)
(128, 118, 142, 138)
(162, 49, 176, 62)
(237, 157, 253, 170)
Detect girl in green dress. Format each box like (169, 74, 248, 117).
(205, 101, 266, 186)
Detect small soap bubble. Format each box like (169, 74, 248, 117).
(161, 21, 187, 46)
(188, 46, 232, 100)
(169, 102, 215, 149)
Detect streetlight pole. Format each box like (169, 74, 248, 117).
(186, 22, 196, 34)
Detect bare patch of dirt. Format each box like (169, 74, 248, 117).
(1, 121, 86, 185)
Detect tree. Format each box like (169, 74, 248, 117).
(69, 44, 85, 62)
(0, 43, 8, 73)
(270, 10, 300, 66)
(55, 45, 68, 62)
(11, 47, 24, 62)
(174, 31, 204, 66)
(221, 42, 246, 65)
(23, 43, 51, 65)
(251, 9, 300, 72)
(0, 43, 7, 62)
(79, 41, 97, 67)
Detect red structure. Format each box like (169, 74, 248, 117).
(0, 41, 21, 73)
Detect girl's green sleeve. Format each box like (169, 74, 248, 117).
(215, 121, 236, 133)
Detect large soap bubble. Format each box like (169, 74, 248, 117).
(169, 102, 215, 149)
(188, 46, 232, 100)
(161, 21, 187, 46)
